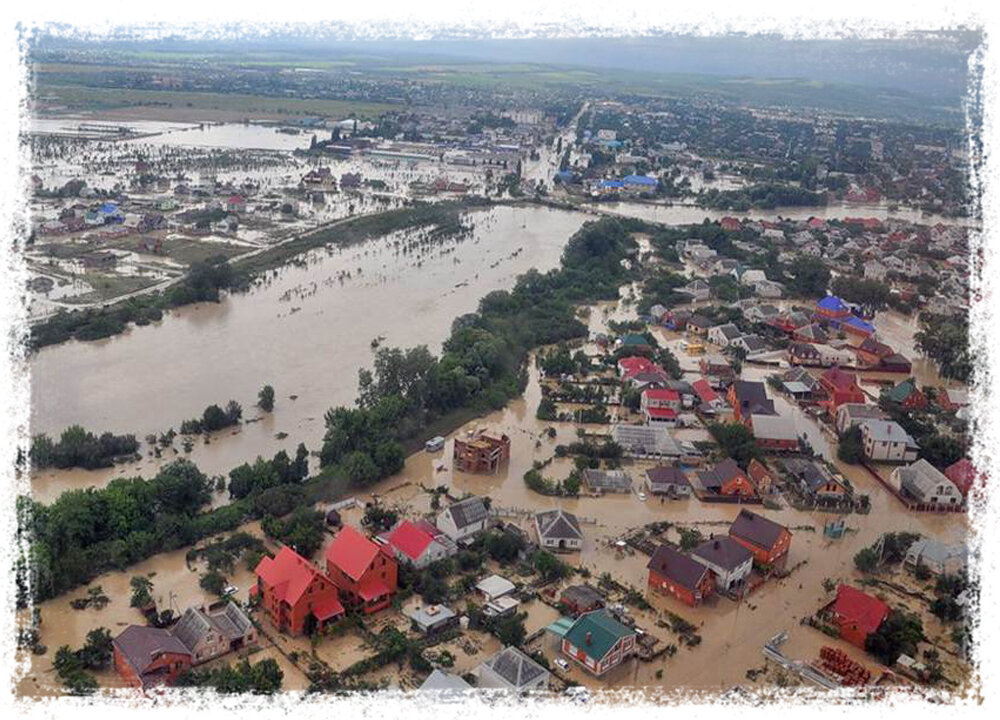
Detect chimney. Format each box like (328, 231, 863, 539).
(585, 632, 592, 646)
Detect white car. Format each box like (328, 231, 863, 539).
(637, 492, 647, 502)
(555, 658, 570, 671)
(222, 585, 238, 597)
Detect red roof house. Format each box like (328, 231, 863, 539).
(383, 519, 455, 569)
(818, 366, 866, 417)
(944, 458, 983, 498)
(829, 585, 889, 649)
(254, 546, 344, 636)
(325, 526, 397, 614)
(720, 216, 742, 232)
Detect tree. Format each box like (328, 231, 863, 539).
(532, 550, 570, 582)
(865, 610, 924, 664)
(494, 613, 527, 647)
(257, 385, 275, 412)
(854, 547, 880, 573)
(837, 427, 864, 464)
(200, 570, 227, 596)
(129, 576, 154, 609)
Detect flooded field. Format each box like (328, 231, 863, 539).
(29, 205, 587, 501)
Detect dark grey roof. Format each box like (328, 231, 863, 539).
(560, 584, 604, 608)
(645, 466, 690, 490)
(715, 323, 742, 340)
(692, 537, 753, 571)
(647, 544, 711, 591)
(535, 509, 583, 541)
(483, 646, 548, 689)
(448, 496, 488, 529)
(780, 458, 832, 492)
(172, 603, 253, 651)
(697, 458, 744, 491)
(114, 625, 190, 676)
(741, 335, 769, 352)
(729, 510, 788, 551)
(171, 608, 211, 651)
(732, 381, 776, 416)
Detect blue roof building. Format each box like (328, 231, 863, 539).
(623, 175, 658, 187)
(598, 180, 625, 190)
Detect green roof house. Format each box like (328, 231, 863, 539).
(560, 609, 637, 676)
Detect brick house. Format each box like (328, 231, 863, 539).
(453, 431, 511, 474)
(113, 626, 192, 689)
(884, 379, 928, 410)
(253, 546, 345, 635)
(695, 458, 756, 498)
(325, 526, 398, 614)
(647, 543, 715, 606)
(818, 366, 866, 417)
(561, 610, 637, 676)
(728, 509, 792, 569)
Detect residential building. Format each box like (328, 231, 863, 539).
(477, 646, 550, 692)
(419, 669, 472, 693)
(904, 538, 968, 576)
(253, 546, 344, 635)
(727, 381, 777, 423)
(750, 413, 800, 451)
(475, 574, 516, 602)
(781, 458, 849, 498)
(383, 519, 457, 569)
(611, 424, 699, 460)
(691, 537, 754, 594)
(534, 509, 584, 551)
(944, 458, 982, 498)
(561, 610, 637, 677)
(694, 458, 756, 497)
(860, 420, 920, 463)
(453, 430, 511, 473)
(835, 403, 887, 435)
(325, 526, 398, 614)
(818, 367, 866, 417)
(437, 495, 490, 542)
(646, 544, 715, 606)
(645, 466, 691, 497)
(893, 459, 963, 507)
(113, 626, 192, 689)
(708, 323, 743, 347)
(884, 379, 928, 410)
(559, 585, 605, 617)
(728, 510, 792, 568)
(171, 603, 256, 666)
(404, 602, 460, 636)
(827, 585, 889, 649)
(746, 458, 774, 495)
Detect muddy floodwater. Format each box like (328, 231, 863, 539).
(30, 205, 586, 501)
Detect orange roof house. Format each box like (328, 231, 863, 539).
(253, 546, 344, 636)
(325, 526, 398, 614)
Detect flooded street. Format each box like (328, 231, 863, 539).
(29, 205, 586, 501)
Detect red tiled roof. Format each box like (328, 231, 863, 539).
(386, 520, 434, 561)
(820, 366, 859, 392)
(945, 458, 981, 496)
(832, 585, 889, 636)
(254, 546, 324, 606)
(619, 357, 663, 378)
(643, 388, 680, 402)
(312, 594, 345, 621)
(646, 407, 677, 419)
(692, 378, 719, 404)
(325, 526, 380, 582)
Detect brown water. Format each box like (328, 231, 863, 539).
(29, 205, 586, 502)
